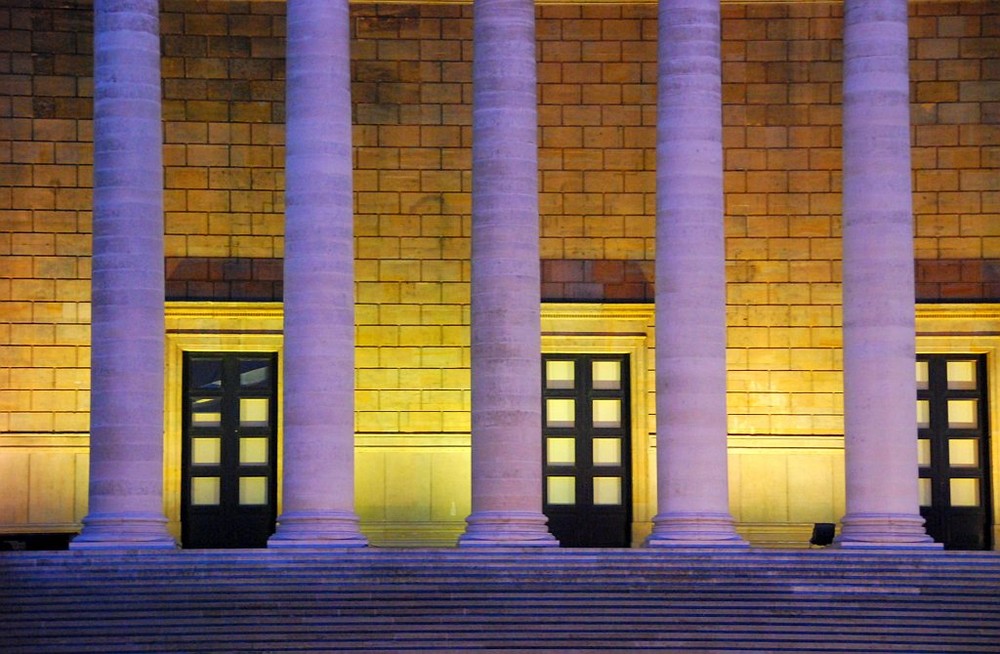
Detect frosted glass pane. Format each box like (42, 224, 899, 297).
(592, 399, 621, 428)
(593, 477, 622, 505)
(191, 477, 220, 505)
(948, 400, 978, 429)
(592, 361, 621, 390)
(917, 439, 931, 467)
(240, 437, 269, 465)
(919, 478, 932, 507)
(915, 360, 929, 390)
(192, 437, 221, 465)
(546, 438, 575, 465)
(239, 359, 270, 389)
(191, 398, 222, 427)
(949, 439, 978, 467)
(950, 478, 980, 507)
(547, 477, 575, 505)
(239, 477, 267, 505)
(546, 399, 575, 428)
(546, 360, 575, 390)
(917, 400, 930, 429)
(190, 359, 223, 390)
(946, 361, 977, 390)
(593, 438, 621, 466)
(240, 398, 269, 427)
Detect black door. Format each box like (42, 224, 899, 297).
(918, 354, 992, 550)
(542, 354, 631, 547)
(182, 353, 278, 548)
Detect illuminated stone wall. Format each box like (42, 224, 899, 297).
(0, 0, 996, 541)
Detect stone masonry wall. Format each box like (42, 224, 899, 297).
(0, 0, 997, 439)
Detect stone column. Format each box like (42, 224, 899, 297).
(646, 0, 745, 547)
(838, 0, 936, 547)
(269, 0, 366, 547)
(458, 0, 556, 547)
(72, 0, 174, 549)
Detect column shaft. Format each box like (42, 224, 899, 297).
(646, 0, 745, 547)
(839, 0, 936, 547)
(269, 0, 366, 547)
(72, 0, 174, 549)
(459, 0, 556, 546)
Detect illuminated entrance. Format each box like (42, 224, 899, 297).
(542, 354, 632, 547)
(917, 354, 993, 550)
(182, 353, 279, 548)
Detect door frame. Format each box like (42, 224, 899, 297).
(917, 303, 1000, 550)
(164, 302, 284, 542)
(541, 303, 654, 546)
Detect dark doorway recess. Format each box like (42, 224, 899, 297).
(542, 354, 632, 547)
(182, 353, 278, 548)
(918, 354, 992, 550)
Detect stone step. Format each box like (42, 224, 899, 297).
(2, 549, 998, 652)
(5, 552, 999, 577)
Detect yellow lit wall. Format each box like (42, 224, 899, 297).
(1, 0, 997, 545)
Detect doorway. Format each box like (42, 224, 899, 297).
(542, 354, 632, 547)
(917, 354, 993, 549)
(182, 353, 278, 548)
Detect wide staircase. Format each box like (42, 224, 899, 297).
(2, 548, 999, 652)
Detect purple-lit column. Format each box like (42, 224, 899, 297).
(838, 0, 936, 547)
(646, 0, 745, 547)
(458, 0, 556, 547)
(72, 0, 174, 549)
(268, 0, 366, 547)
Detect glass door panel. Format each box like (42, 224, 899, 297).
(593, 438, 621, 466)
(545, 360, 576, 390)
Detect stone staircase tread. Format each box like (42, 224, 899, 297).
(6, 585, 999, 602)
(6, 553, 1000, 565)
(5, 610, 998, 629)
(5, 579, 998, 598)
(6, 581, 999, 599)
(6, 595, 998, 614)
(7, 607, 999, 625)
(10, 562, 988, 573)
(5, 550, 1000, 562)
(6, 564, 999, 579)
(6, 627, 999, 652)
(7, 559, 1000, 571)
(6, 584, 1000, 599)
(7, 574, 998, 590)
(7, 621, 999, 642)
(12, 609, 995, 623)
(9, 644, 998, 654)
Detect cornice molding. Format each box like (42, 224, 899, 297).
(916, 302, 1000, 323)
(165, 301, 284, 324)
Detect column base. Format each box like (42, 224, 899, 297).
(70, 512, 177, 550)
(645, 511, 748, 547)
(457, 511, 558, 547)
(268, 510, 368, 548)
(836, 512, 941, 548)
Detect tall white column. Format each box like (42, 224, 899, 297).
(838, 0, 936, 547)
(269, 0, 366, 547)
(458, 0, 556, 547)
(72, 0, 174, 549)
(646, 0, 745, 547)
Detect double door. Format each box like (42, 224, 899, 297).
(917, 354, 992, 549)
(182, 353, 278, 548)
(542, 354, 632, 547)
